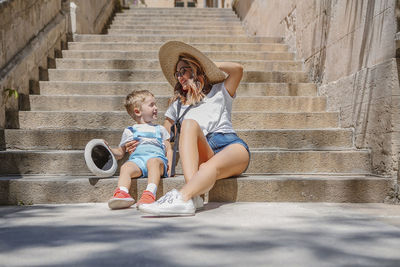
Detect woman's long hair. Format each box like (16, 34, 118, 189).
(170, 54, 212, 106)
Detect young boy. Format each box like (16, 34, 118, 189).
(107, 90, 172, 210)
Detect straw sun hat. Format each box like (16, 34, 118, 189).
(159, 41, 227, 88)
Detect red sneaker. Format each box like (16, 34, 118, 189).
(108, 188, 135, 210)
(136, 190, 156, 208)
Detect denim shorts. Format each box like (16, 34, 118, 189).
(206, 132, 250, 173)
(206, 132, 250, 156)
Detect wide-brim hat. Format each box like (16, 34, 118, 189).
(159, 41, 226, 88)
(84, 139, 117, 177)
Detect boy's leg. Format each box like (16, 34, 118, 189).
(108, 161, 142, 210)
(137, 158, 164, 207)
(118, 161, 142, 189)
(147, 157, 164, 187)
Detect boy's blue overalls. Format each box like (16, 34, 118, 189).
(127, 125, 168, 177)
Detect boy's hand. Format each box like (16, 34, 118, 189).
(103, 139, 111, 150)
(103, 139, 128, 160)
(125, 140, 139, 154)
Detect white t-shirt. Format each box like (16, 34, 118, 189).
(164, 82, 236, 136)
(119, 123, 170, 148)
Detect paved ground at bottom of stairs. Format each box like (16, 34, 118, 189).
(1, 202, 400, 267)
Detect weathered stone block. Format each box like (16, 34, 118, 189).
(0, 0, 60, 70)
(323, 6, 395, 83)
(0, 128, 4, 150)
(317, 58, 399, 176)
(234, 0, 394, 86)
(235, 0, 295, 37)
(319, 59, 396, 111)
(326, 1, 367, 46)
(0, 29, 4, 67)
(73, 0, 118, 34)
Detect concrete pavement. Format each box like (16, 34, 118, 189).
(1, 202, 400, 266)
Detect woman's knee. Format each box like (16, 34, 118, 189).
(199, 162, 218, 177)
(202, 145, 249, 179)
(181, 119, 200, 132)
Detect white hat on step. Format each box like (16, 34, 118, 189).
(84, 139, 117, 177)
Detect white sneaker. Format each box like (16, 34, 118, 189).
(138, 189, 195, 216)
(192, 195, 204, 210)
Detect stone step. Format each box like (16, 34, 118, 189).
(39, 81, 317, 96)
(0, 175, 393, 204)
(112, 17, 240, 23)
(114, 11, 236, 17)
(113, 17, 239, 23)
(67, 42, 289, 52)
(107, 29, 246, 36)
(110, 22, 242, 28)
(117, 10, 237, 16)
(124, 7, 234, 13)
(5, 128, 354, 150)
(110, 20, 241, 27)
(119, 8, 235, 13)
(62, 50, 294, 61)
(17, 111, 339, 129)
(55, 58, 301, 71)
(27, 95, 326, 112)
(73, 34, 283, 43)
(0, 149, 370, 175)
(48, 69, 306, 83)
(109, 24, 244, 31)
(119, 9, 235, 14)
(115, 13, 237, 18)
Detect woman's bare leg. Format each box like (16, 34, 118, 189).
(179, 119, 214, 183)
(180, 143, 249, 201)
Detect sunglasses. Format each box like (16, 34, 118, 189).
(174, 66, 193, 80)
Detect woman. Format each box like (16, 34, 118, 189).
(136, 41, 250, 216)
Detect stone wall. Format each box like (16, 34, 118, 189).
(0, 0, 121, 149)
(73, 0, 122, 34)
(143, 0, 174, 7)
(319, 58, 400, 177)
(0, 0, 69, 135)
(234, 0, 295, 37)
(234, 0, 400, 177)
(0, 0, 62, 71)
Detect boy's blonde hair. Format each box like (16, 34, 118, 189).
(124, 90, 154, 119)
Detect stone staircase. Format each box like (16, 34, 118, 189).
(0, 7, 394, 204)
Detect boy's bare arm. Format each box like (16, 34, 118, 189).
(109, 145, 125, 160)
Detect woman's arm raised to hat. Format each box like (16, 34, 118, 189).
(215, 62, 243, 97)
